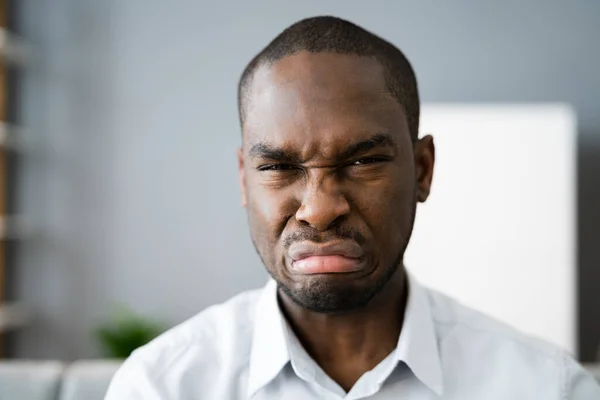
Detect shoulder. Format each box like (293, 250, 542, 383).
(427, 288, 565, 360)
(428, 290, 561, 357)
(117, 286, 262, 379)
(425, 287, 600, 397)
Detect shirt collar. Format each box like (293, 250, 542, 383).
(247, 279, 290, 398)
(395, 274, 444, 395)
(246, 274, 444, 397)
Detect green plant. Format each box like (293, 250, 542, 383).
(95, 306, 165, 359)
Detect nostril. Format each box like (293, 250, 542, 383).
(294, 184, 350, 231)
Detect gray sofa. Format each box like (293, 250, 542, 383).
(0, 360, 599, 400)
(0, 360, 122, 400)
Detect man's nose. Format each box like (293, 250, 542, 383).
(295, 176, 350, 232)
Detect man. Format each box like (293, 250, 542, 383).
(106, 16, 600, 399)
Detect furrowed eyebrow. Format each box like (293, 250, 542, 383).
(338, 133, 396, 160)
(248, 143, 303, 164)
(247, 133, 396, 164)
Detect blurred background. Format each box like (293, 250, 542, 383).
(0, 0, 598, 376)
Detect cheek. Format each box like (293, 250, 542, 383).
(354, 180, 416, 243)
(246, 182, 298, 239)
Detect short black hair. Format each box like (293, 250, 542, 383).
(237, 16, 420, 141)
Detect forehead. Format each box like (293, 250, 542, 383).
(243, 52, 409, 156)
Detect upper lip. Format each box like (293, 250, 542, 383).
(288, 240, 364, 261)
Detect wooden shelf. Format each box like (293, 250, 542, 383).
(0, 0, 8, 357)
(0, 26, 29, 66)
(0, 303, 28, 332)
(0, 215, 31, 240)
(0, 121, 28, 151)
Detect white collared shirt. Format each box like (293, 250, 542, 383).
(105, 276, 600, 399)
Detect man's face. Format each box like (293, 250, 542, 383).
(239, 52, 433, 313)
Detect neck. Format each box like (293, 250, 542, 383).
(278, 268, 408, 391)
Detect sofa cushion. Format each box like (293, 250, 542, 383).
(59, 360, 122, 400)
(0, 361, 64, 400)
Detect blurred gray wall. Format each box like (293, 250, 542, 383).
(11, 0, 600, 360)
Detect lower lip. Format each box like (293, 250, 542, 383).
(291, 255, 365, 275)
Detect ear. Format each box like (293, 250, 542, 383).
(238, 147, 247, 207)
(414, 135, 435, 203)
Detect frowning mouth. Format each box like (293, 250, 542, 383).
(287, 240, 366, 274)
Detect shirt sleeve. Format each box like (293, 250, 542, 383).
(104, 355, 164, 400)
(564, 355, 600, 400)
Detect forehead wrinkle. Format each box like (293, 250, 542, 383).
(245, 54, 389, 121)
(243, 54, 410, 154)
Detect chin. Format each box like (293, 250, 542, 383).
(276, 263, 396, 314)
(279, 279, 374, 314)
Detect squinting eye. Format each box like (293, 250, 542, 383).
(352, 158, 383, 166)
(258, 164, 297, 172)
